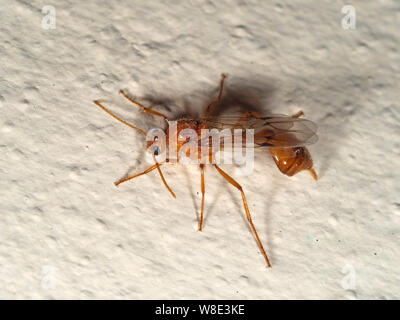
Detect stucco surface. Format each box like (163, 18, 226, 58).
(0, 0, 399, 299)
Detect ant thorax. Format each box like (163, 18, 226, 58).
(165, 119, 208, 163)
(147, 118, 255, 165)
(146, 118, 214, 164)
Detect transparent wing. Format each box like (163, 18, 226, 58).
(203, 114, 318, 148)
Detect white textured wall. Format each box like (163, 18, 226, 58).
(0, 0, 399, 299)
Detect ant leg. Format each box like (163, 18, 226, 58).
(119, 90, 169, 120)
(213, 164, 271, 267)
(153, 155, 176, 198)
(94, 101, 146, 136)
(204, 74, 227, 119)
(199, 164, 205, 231)
(115, 164, 159, 186)
(115, 161, 176, 198)
(292, 110, 304, 118)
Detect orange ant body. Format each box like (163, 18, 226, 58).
(94, 74, 318, 268)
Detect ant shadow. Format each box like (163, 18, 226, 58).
(183, 75, 276, 119)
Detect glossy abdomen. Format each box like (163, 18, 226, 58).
(269, 146, 318, 180)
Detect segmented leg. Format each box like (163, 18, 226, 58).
(119, 90, 169, 120)
(213, 164, 271, 267)
(115, 164, 159, 186)
(204, 74, 226, 119)
(94, 100, 146, 136)
(153, 154, 176, 198)
(115, 162, 176, 198)
(199, 164, 205, 231)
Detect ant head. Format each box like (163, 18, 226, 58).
(146, 128, 167, 160)
(146, 136, 161, 155)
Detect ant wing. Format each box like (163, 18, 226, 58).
(253, 115, 318, 148)
(203, 114, 318, 148)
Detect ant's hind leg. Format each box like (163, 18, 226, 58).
(205, 74, 226, 119)
(119, 90, 169, 120)
(213, 164, 271, 267)
(199, 164, 205, 231)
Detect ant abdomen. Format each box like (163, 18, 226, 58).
(269, 146, 318, 181)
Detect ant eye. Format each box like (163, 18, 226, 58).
(154, 137, 158, 142)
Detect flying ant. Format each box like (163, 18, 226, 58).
(93, 74, 318, 268)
